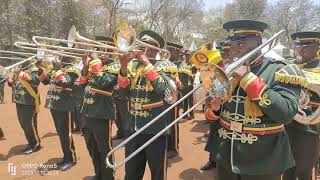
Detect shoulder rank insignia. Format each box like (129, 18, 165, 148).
(274, 63, 309, 87)
(156, 60, 178, 74)
(104, 61, 120, 74)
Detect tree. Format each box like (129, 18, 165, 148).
(263, 0, 320, 46)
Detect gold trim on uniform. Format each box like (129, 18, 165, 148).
(84, 98, 95, 104)
(218, 127, 258, 144)
(222, 111, 262, 124)
(46, 94, 61, 101)
(18, 90, 26, 96)
(131, 97, 150, 104)
(130, 110, 150, 118)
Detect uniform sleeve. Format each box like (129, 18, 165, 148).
(144, 63, 169, 97)
(92, 72, 117, 89)
(240, 64, 305, 124)
(18, 69, 40, 85)
(39, 70, 52, 85)
(55, 71, 78, 88)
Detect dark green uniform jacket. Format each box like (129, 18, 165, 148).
(41, 66, 79, 112)
(286, 59, 320, 135)
(119, 59, 175, 134)
(80, 60, 118, 120)
(178, 61, 193, 89)
(12, 65, 40, 106)
(211, 58, 303, 175)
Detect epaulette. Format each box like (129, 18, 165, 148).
(178, 61, 192, 75)
(156, 60, 178, 74)
(64, 66, 81, 76)
(30, 66, 39, 72)
(128, 59, 139, 77)
(104, 60, 120, 74)
(274, 62, 309, 87)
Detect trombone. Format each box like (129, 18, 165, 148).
(0, 50, 36, 61)
(0, 55, 36, 83)
(105, 29, 286, 170)
(32, 24, 170, 59)
(32, 25, 118, 56)
(14, 42, 83, 70)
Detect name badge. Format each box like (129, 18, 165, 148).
(134, 103, 142, 110)
(230, 121, 243, 133)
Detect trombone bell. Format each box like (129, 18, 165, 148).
(200, 63, 230, 98)
(117, 26, 136, 52)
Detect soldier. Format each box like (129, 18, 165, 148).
(283, 31, 320, 180)
(71, 76, 83, 133)
(80, 36, 118, 180)
(201, 41, 230, 171)
(206, 20, 304, 180)
(118, 30, 174, 180)
(111, 35, 129, 140)
(165, 42, 182, 159)
(218, 41, 231, 65)
(182, 50, 196, 120)
(38, 55, 78, 171)
(7, 59, 41, 154)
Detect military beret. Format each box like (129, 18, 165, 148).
(223, 20, 269, 42)
(139, 30, 165, 49)
(166, 42, 183, 52)
(291, 31, 320, 46)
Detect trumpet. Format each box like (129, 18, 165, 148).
(105, 29, 286, 170)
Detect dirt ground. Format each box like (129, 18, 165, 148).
(0, 84, 216, 180)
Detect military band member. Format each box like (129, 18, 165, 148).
(201, 41, 231, 171)
(206, 20, 304, 180)
(182, 50, 196, 120)
(7, 60, 41, 154)
(80, 36, 118, 180)
(38, 56, 78, 171)
(118, 30, 173, 180)
(283, 31, 320, 180)
(166, 42, 182, 159)
(110, 35, 130, 140)
(71, 77, 84, 133)
(218, 41, 231, 65)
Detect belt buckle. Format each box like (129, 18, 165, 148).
(230, 121, 243, 133)
(134, 103, 142, 110)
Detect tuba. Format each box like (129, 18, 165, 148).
(191, 42, 222, 69)
(294, 70, 320, 125)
